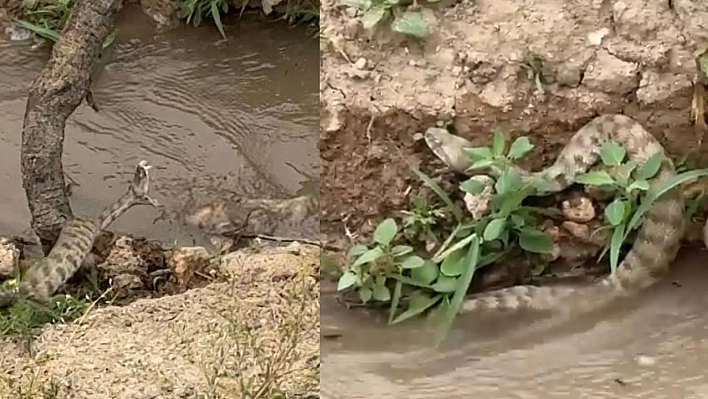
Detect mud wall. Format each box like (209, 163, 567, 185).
(320, 0, 708, 240)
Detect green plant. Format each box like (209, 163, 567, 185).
(179, 0, 230, 39)
(338, 129, 556, 331)
(0, 289, 92, 354)
(15, 0, 117, 49)
(17, 0, 74, 41)
(280, 0, 320, 27)
(520, 53, 544, 93)
(573, 141, 708, 274)
(399, 196, 449, 249)
(456, 129, 555, 257)
(342, 0, 436, 39)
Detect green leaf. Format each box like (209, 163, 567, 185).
(609, 225, 625, 276)
(518, 227, 554, 254)
(616, 160, 638, 186)
(433, 234, 480, 346)
(374, 218, 398, 246)
(347, 244, 369, 258)
(483, 217, 507, 241)
(352, 246, 384, 268)
(359, 286, 373, 303)
(604, 199, 627, 226)
(373, 280, 391, 301)
(626, 180, 650, 194)
(360, 6, 387, 30)
(388, 279, 403, 324)
(337, 271, 359, 291)
(390, 10, 428, 38)
(510, 214, 525, 228)
(440, 248, 465, 276)
(391, 245, 413, 258)
(460, 178, 487, 195)
(636, 151, 664, 180)
(495, 168, 522, 195)
(412, 167, 464, 222)
(391, 291, 441, 324)
(575, 170, 616, 186)
(626, 168, 708, 235)
(431, 275, 458, 293)
(530, 177, 554, 194)
(468, 159, 495, 170)
(497, 184, 534, 216)
(431, 232, 479, 263)
(210, 1, 226, 39)
(411, 260, 439, 284)
(507, 137, 534, 160)
(492, 128, 506, 158)
(464, 147, 494, 161)
(400, 255, 425, 269)
(599, 141, 626, 166)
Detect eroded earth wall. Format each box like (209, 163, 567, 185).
(320, 0, 708, 241)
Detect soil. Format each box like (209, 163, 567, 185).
(320, 0, 708, 250)
(0, 242, 320, 399)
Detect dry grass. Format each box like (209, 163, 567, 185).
(0, 243, 320, 399)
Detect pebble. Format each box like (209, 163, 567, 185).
(561, 197, 596, 222)
(561, 221, 591, 241)
(5, 25, 32, 42)
(354, 57, 367, 70)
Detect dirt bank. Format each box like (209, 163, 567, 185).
(320, 0, 708, 245)
(0, 242, 320, 399)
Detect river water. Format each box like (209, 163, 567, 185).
(322, 247, 708, 398)
(0, 5, 318, 246)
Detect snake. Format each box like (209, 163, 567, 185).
(0, 161, 161, 308)
(423, 114, 686, 315)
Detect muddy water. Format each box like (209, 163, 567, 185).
(322, 248, 708, 397)
(0, 6, 318, 245)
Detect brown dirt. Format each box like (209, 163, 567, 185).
(320, 0, 708, 247)
(0, 242, 320, 399)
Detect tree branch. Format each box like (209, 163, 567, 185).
(21, 0, 122, 254)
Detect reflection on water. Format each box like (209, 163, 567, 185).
(322, 248, 708, 398)
(0, 5, 318, 245)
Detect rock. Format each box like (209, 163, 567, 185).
(558, 242, 601, 266)
(582, 49, 640, 94)
(354, 57, 368, 70)
(168, 247, 212, 291)
(586, 220, 611, 247)
(540, 225, 561, 262)
(111, 274, 144, 292)
(462, 175, 495, 219)
(98, 236, 145, 277)
(561, 197, 596, 222)
(540, 241, 562, 263)
(5, 25, 31, 42)
(0, 237, 19, 278)
(561, 221, 591, 242)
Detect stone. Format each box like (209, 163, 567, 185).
(561, 197, 596, 222)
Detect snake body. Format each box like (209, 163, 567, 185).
(424, 114, 685, 315)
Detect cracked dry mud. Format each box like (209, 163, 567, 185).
(320, 0, 708, 244)
(0, 243, 320, 399)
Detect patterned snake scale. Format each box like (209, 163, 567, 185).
(424, 114, 685, 315)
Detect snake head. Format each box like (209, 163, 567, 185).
(424, 127, 475, 174)
(132, 160, 152, 195)
(131, 160, 161, 208)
